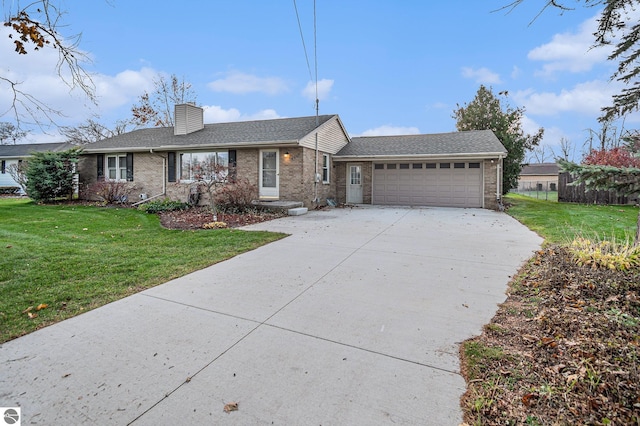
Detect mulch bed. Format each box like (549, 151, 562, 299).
(158, 207, 287, 230)
(461, 246, 640, 425)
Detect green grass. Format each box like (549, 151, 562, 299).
(0, 198, 286, 343)
(504, 193, 638, 244)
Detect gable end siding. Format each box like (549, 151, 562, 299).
(299, 117, 349, 154)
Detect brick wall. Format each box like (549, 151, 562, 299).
(483, 158, 500, 210)
(333, 162, 370, 205)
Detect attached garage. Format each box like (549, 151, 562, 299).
(372, 161, 483, 208)
(334, 130, 507, 210)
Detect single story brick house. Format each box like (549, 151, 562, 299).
(0, 142, 72, 193)
(518, 162, 559, 191)
(77, 104, 507, 209)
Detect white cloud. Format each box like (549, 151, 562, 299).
(461, 67, 502, 84)
(0, 26, 161, 129)
(513, 80, 619, 116)
(207, 71, 289, 95)
(511, 66, 521, 80)
(202, 105, 280, 123)
(302, 79, 334, 101)
(358, 125, 420, 137)
(528, 14, 611, 76)
(93, 67, 157, 110)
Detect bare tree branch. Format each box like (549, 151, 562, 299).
(2, 0, 96, 130)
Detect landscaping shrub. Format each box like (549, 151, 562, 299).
(85, 180, 137, 204)
(569, 236, 640, 270)
(214, 178, 257, 213)
(139, 198, 188, 214)
(25, 148, 81, 202)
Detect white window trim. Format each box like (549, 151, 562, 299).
(179, 150, 229, 183)
(105, 154, 127, 181)
(322, 153, 330, 184)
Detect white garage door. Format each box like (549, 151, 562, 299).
(372, 161, 483, 208)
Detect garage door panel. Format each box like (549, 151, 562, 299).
(373, 162, 482, 208)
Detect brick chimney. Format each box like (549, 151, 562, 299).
(174, 103, 204, 135)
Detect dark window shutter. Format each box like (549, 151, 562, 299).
(1, 160, 5, 174)
(96, 154, 104, 180)
(167, 152, 176, 182)
(228, 149, 237, 183)
(126, 153, 134, 182)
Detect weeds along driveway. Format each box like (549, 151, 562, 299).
(0, 206, 542, 425)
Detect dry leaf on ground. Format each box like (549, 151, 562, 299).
(223, 402, 238, 413)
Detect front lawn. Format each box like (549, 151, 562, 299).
(0, 198, 286, 343)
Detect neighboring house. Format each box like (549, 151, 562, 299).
(0, 142, 71, 193)
(518, 162, 559, 192)
(78, 104, 507, 210)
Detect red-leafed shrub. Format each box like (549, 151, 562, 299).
(214, 179, 257, 213)
(83, 180, 137, 204)
(582, 147, 640, 168)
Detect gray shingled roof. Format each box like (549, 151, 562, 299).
(0, 142, 72, 158)
(520, 163, 559, 176)
(83, 115, 337, 152)
(335, 130, 506, 158)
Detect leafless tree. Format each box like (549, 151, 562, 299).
(528, 144, 552, 163)
(60, 118, 134, 144)
(551, 137, 576, 161)
(2, 0, 95, 130)
(0, 122, 28, 144)
(131, 74, 196, 127)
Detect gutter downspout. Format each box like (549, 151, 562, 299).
(497, 155, 503, 210)
(314, 98, 319, 206)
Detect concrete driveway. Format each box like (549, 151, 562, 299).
(0, 206, 542, 425)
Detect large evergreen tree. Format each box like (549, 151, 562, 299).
(453, 85, 544, 194)
(25, 148, 82, 202)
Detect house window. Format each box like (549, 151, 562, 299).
(374, 163, 384, 170)
(107, 155, 127, 180)
(439, 163, 451, 169)
(322, 154, 330, 183)
(180, 151, 229, 182)
(399, 163, 410, 169)
(412, 163, 423, 169)
(387, 164, 397, 169)
(454, 163, 465, 169)
(469, 162, 480, 169)
(425, 163, 436, 169)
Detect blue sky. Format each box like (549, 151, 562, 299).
(2, 1, 635, 161)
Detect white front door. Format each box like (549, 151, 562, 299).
(259, 149, 279, 199)
(346, 164, 363, 204)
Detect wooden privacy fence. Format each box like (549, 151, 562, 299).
(558, 172, 636, 204)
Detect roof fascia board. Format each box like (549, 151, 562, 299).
(82, 140, 300, 154)
(333, 152, 507, 161)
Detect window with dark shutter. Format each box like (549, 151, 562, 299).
(167, 152, 176, 182)
(126, 153, 134, 182)
(96, 154, 104, 180)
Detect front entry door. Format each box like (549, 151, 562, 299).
(346, 164, 363, 203)
(259, 149, 279, 199)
